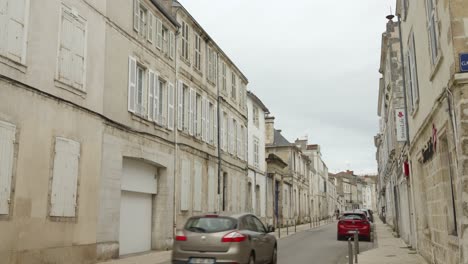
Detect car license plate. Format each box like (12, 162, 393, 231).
(348, 230, 358, 234)
(189, 258, 215, 264)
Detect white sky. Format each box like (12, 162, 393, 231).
(178, 0, 393, 174)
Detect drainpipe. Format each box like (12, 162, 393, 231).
(216, 52, 222, 213)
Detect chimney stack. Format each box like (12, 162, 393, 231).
(265, 116, 275, 145)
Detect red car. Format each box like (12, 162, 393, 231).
(337, 211, 372, 241)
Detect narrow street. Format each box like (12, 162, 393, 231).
(278, 223, 374, 264)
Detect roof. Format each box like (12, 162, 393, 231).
(265, 153, 288, 168)
(272, 129, 291, 147)
(247, 91, 270, 114)
(150, 0, 180, 27)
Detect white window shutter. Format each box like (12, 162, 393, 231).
(147, 12, 154, 43)
(180, 160, 190, 211)
(206, 102, 211, 143)
(177, 80, 183, 130)
(0, 121, 15, 215)
(188, 88, 194, 135)
(148, 71, 154, 121)
(220, 111, 224, 150)
(228, 118, 232, 154)
(6, 0, 25, 62)
(214, 105, 218, 147)
(201, 97, 206, 141)
(71, 23, 85, 88)
(154, 72, 160, 123)
(244, 126, 248, 161)
(237, 124, 241, 158)
(51, 137, 80, 217)
(208, 166, 216, 212)
(133, 0, 140, 32)
(169, 31, 175, 59)
(156, 18, 162, 49)
(193, 162, 202, 211)
(167, 82, 175, 130)
(128, 56, 137, 113)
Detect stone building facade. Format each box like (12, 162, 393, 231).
(0, 0, 249, 262)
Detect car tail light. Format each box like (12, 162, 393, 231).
(221, 231, 247, 243)
(205, 214, 219, 218)
(175, 235, 187, 241)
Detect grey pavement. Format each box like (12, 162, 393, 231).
(354, 218, 427, 264)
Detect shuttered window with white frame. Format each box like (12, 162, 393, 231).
(213, 105, 218, 147)
(193, 161, 202, 211)
(180, 159, 191, 211)
(177, 80, 183, 130)
(236, 123, 241, 158)
(0, 121, 15, 215)
(0, 0, 28, 64)
(208, 166, 216, 212)
(169, 31, 175, 59)
(147, 11, 154, 43)
(58, 4, 86, 90)
(167, 82, 175, 130)
(201, 97, 206, 141)
(128, 56, 137, 113)
(183, 85, 189, 132)
(50, 137, 80, 217)
(156, 18, 162, 50)
(189, 88, 195, 135)
(207, 101, 212, 144)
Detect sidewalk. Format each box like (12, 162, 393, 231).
(97, 218, 335, 264)
(356, 219, 427, 264)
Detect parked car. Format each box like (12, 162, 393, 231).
(172, 213, 277, 264)
(337, 210, 372, 241)
(359, 208, 374, 222)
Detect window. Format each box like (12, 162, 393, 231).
(222, 112, 228, 151)
(183, 84, 189, 131)
(50, 137, 80, 217)
(57, 4, 86, 90)
(237, 125, 243, 159)
(181, 21, 189, 61)
(156, 18, 162, 49)
(0, 121, 15, 215)
(233, 119, 238, 156)
(231, 72, 237, 100)
(0, 0, 28, 63)
(221, 61, 227, 92)
(136, 65, 145, 115)
(406, 33, 419, 113)
(228, 117, 234, 154)
(253, 106, 259, 127)
(426, 0, 439, 64)
(133, 0, 147, 38)
(207, 47, 216, 83)
(195, 94, 201, 137)
(194, 33, 201, 71)
(189, 87, 195, 136)
(147, 11, 154, 43)
(148, 75, 166, 125)
(208, 102, 214, 144)
(167, 82, 175, 130)
(162, 27, 168, 54)
(169, 31, 175, 59)
(253, 137, 259, 168)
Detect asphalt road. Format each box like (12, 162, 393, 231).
(277, 222, 375, 264)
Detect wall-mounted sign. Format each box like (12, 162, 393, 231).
(395, 109, 407, 142)
(460, 53, 468, 72)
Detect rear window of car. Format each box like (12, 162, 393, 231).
(342, 214, 365, 220)
(184, 217, 237, 233)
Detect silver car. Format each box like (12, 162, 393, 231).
(172, 213, 277, 264)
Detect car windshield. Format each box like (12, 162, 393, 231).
(185, 217, 237, 233)
(342, 214, 364, 220)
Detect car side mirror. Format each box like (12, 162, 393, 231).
(267, 224, 275, 233)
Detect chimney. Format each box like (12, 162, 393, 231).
(265, 116, 275, 145)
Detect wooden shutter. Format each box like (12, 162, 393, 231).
(206, 102, 211, 143)
(214, 105, 218, 147)
(156, 18, 162, 49)
(6, 0, 25, 62)
(177, 80, 183, 130)
(128, 56, 137, 112)
(188, 88, 194, 135)
(154, 72, 160, 123)
(0, 121, 15, 215)
(147, 12, 154, 43)
(169, 31, 175, 59)
(148, 70, 154, 121)
(208, 166, 216, 212)
(220, 110, 224, 150)
(0, 0, 7, 55)
(133, 0, 140, 32)
(201, 97, 206, 141)
(244, 126, 248, 161)
(193, 162, 202, 211)
(237, 123, 241, 158)
(167, 82, 175, 130)
(59, 10, 73, 83)
(71, 20, 85, 89)
(51, 137, 80, 217)
(180, 160, 190, 211)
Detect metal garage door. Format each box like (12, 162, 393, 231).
(119, 158, 157, 256)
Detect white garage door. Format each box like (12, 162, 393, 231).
(119, 158, 157, 256)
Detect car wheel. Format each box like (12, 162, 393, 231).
(269, 246, 277, 264)
(248, 253, 255, 264)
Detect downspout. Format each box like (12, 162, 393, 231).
(216, 52, 222, 213)
(173, 7, 181, 240)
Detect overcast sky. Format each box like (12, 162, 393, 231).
(178, 0, 393, 174)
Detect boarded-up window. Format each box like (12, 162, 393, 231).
(180, 159, 191, 211)
(0, 0, 27, 63)
(58, 4, 86, 90)
(193, 162, 202, 211)
(50, 137, 80, 217)
(0, 121, 15, 215)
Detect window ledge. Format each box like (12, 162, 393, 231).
(153, 123, 170, 135)
(429, 53, 443, 81)
(180, 56, 191, 67)
(54, 79, 86, 98)
(49, 215, 77, 223)
(130, 113, 151, 126)
(193, 67, 203, 77)
(0, 55, 27, 73)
